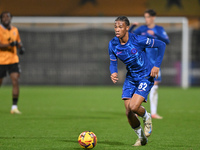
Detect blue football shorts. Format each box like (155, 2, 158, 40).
(122, 76, 154, 101)
(154, 69, 161, 82)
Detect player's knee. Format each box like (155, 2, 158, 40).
(129, 104, 139, 113)
(152, 85, 158, 91)
(12, 78, 19, 86)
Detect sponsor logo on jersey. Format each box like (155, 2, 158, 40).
(116, 51, 122, 55)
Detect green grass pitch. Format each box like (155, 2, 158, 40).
(0, 86, 200, 150)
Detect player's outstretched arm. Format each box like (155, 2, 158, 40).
(138, 36, 166, 67)
(154, 28, 170, 44)
(108, 41, 118, 83)
(138, 36, 166, 78)
(19, 47, 25, 55)
(128, 22, 139, 33)
(151, 39, 166, 68)
(150, 39, 165, 78)
(0, 41, 18, 48)
(155, 34, 170, 44)
(17, 42, 25, 55)
(109, 59, 118, 84)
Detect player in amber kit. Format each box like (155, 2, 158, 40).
(0, 11, 25, 114)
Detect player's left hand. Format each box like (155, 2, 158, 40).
(150, 66, 159, 79)
(147, 30, 154, 36)
(19, 47, 25, 55)
(132, 22, 139, 26)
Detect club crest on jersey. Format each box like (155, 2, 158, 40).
(131, 48, 137, 54)
(146, 38, 151, 45)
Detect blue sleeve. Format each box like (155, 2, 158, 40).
(133, 27, 142, 35)
(155, 27, 170, 44)
(138, 36, 166, 68)
(128, 24, 137, 33)
(108, 42, 118, 74)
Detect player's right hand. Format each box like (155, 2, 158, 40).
(147, 30, 155, 36)
(110, 72, 118, 84)
(10, 41, 18, 47)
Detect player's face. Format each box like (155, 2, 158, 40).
(144, 13, 155, 26)
(1, 13, 11, 27)
(114, 21, 129, 38)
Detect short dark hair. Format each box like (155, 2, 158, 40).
(0, 11, 12, 22)
(115, 16, 130, 26)
(144, 9, 156, 16)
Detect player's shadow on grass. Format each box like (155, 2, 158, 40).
(98, 140, 126, 146)
(95, 111, 125, 117)
(61, 140, 126, 150)
(62, 139, 125, 146)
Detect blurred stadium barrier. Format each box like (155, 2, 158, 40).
(3, 17, 197, 87)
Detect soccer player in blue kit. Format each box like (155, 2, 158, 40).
(108, 16, 166, 146)
(129, 9, 170, 119)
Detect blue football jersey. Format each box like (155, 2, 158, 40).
(133, 25, 170, 44)
(109, 33, 166, 81)
(130, 25, 169, 65)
